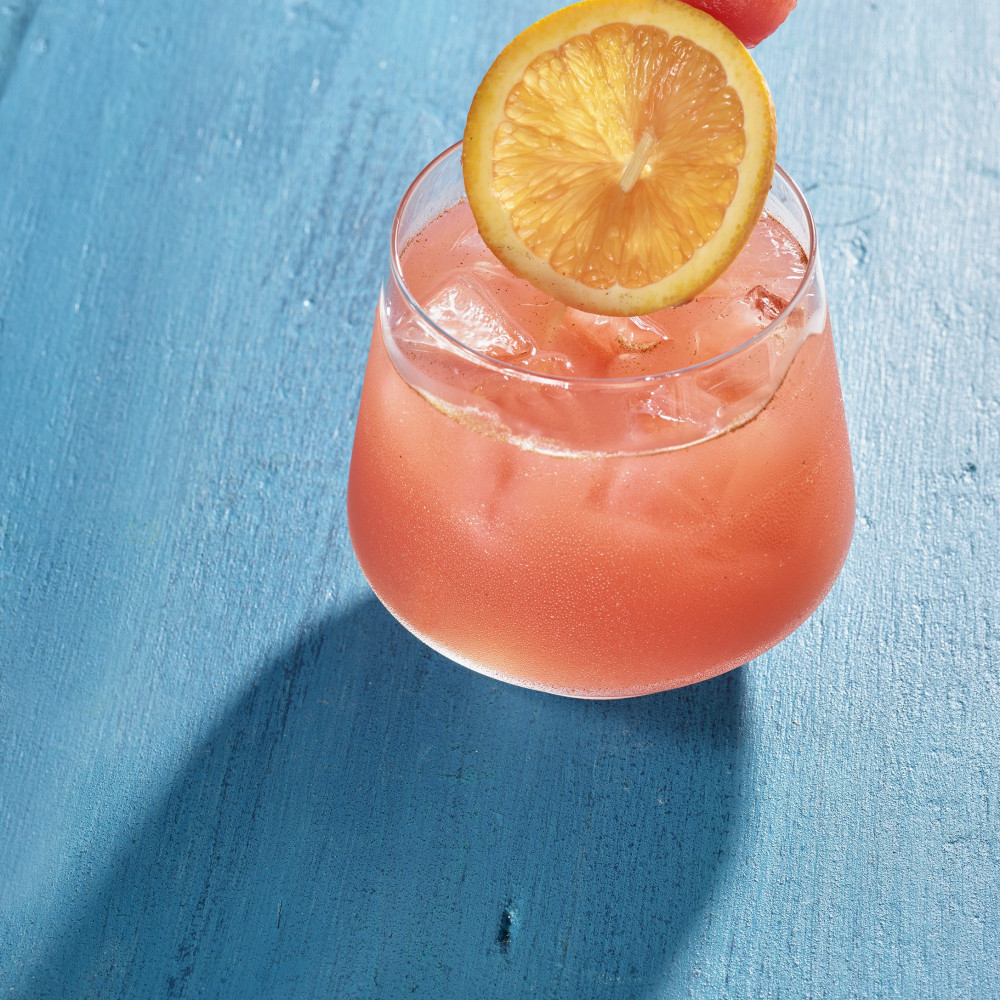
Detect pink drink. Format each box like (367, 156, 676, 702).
(348, 144, 854, 697)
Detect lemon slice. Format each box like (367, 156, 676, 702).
(462, 0, 777, 315)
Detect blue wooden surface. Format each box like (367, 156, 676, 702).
(1, 0, 997, 996)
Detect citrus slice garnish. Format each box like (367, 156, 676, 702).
(462, 0, 777, 315)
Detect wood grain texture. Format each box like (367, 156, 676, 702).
(1, 0, 997, 997)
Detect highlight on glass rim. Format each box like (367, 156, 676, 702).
(347, 0, 854, 698)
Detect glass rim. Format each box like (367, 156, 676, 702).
(389, 140, 819, 387)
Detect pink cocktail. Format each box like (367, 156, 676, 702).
(348, 143, 854, 697)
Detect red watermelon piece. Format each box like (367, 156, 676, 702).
(681, 0, 797, 47)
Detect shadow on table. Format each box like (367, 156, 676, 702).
(20, 596, 751, 999)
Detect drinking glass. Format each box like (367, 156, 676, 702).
(348, 142, 854, 698)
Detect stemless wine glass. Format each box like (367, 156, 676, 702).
(348, 143, 854, 698)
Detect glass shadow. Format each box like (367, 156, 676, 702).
(17, 596, 750, 999)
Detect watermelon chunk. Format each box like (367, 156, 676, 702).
(681, 0, 797, 47)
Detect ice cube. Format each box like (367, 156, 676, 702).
(447, 218, 495, 261)
(550, 310, 679, 379)
(520, 351, 575, 377)
(424, 267, 534, 362)
(632, 378, 722, 426)
(743, 284, 788, 324)
(686, 285, 789, 361)
(616, 315, 668, 354)
(625, 375, 729, 451)
(703, 214, 808, 301)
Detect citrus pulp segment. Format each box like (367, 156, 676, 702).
(462, 0, 776, 315)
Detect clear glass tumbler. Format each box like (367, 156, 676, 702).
(348, 143, 854, 698)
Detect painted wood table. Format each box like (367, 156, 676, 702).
(2, 0, 997, 996)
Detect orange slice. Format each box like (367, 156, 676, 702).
(462, 0, 777, 315)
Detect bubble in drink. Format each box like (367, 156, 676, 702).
(425, 266, 532, 361)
